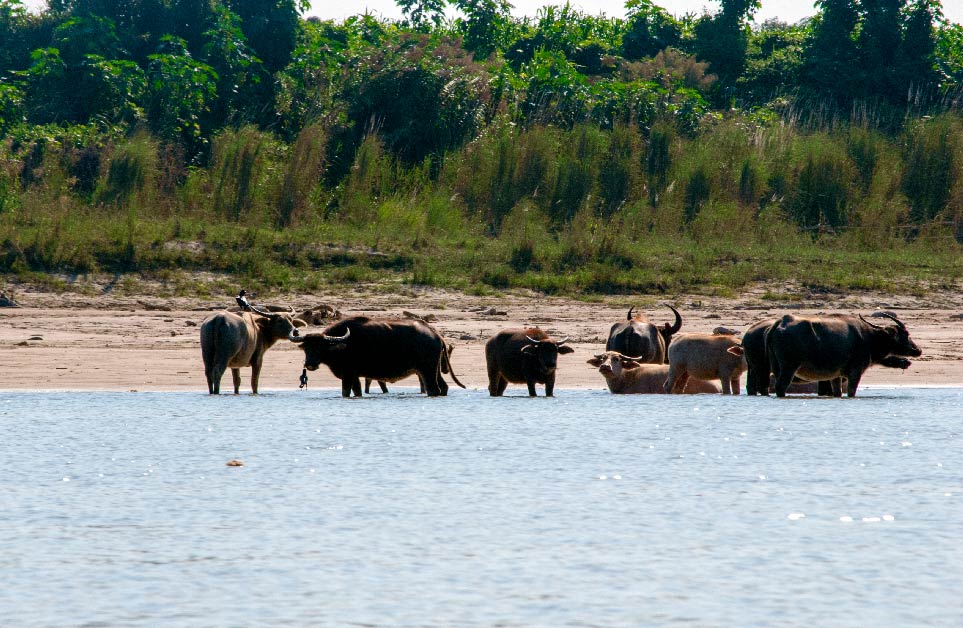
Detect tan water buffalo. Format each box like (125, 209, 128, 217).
(664, 333, 747, 395)
(289, 316, 464, 397)
(486, 328, 574, 397)
(200, 306, 306, 394)
(605, 305, 682, 364)
(765, 313, 921, 397)
(588, 352, 720, 394)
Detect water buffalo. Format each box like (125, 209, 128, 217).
(486, 328, 574, 397)
(200, 306, 306, 394)
(736, 317, 913, 396)
(664, 333, 747, 395)
(765, 313, 921, 397)
(289, 316, 463, 398)
(606, 305, 682, 364)
(365, 343, 455, 394)
(588, 351, 720, 394)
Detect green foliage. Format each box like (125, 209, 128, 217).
(95, 132, 157, 209)
(145, 36, 218, 147)
(902, 115, 960, 224)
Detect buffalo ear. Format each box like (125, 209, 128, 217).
(727, 345, 745, 357)
(558, 345, 575, 355)
(622, 359, 642, 370)
(587, 356, 604, 367)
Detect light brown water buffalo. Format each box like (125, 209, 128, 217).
(200, 306, 306, 394)
(486, 328, 574, 397)
(605, 306, 682, 364)
(289, 316, 463, 397)
(765, 313, 921, 397)
(588, 352, 720, 394)
(664, 333, 747, 395)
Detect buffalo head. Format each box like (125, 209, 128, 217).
(859, 313, 922, 358)
(288, 327, 351, 370)
(521, 335, 574, 372)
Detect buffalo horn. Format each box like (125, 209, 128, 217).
(322, 328, 350, 343)
(556, 336, 570, 346)
(626, 306, 635, 320)
(288, 329, 305, 342)
(877, 312, 906, 330)
(249, 303, 275, 317)
(859, 315, 884, 329)
(525, 335, 540, 344)
(665, 304, 682, 334)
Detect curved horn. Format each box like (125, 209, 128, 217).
(859, 314, 884, 329)
(665, 305, 682, 334)
(249, 303, 275, 317)
(877, 312, 906, 330)
(288, 329, 305, 342)
(525, 335, 540, 344)
(622, 354, 646, 361)
(555, 336, 570, 346)
(322, 327, 350, 343)
(626, 306, 635, 320)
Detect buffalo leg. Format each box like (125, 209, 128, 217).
(845, 371, 863, 397)
(341, 379, 353, 398)
(231, 368, 242, 395)
(527, 378, 539, 397)
(670, 372, 690, 394)
(728, 376, 741, 395)
(420, 365, 443, 397)
(544, 372, 557, 397)
(663, 366, 684, 394)
(351, 377, 363, 397)
(746, 366, 758, 396)
(720, 375, 732, 395)
(773, 362, 799, 398)
(487, 364, 506, 396)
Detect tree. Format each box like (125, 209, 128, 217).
(225, 0, 305, 73)
(690, 0, 760, 96)
(452, 0, 513, 58)
(396, 0, 447, 30)
(621, 0, 682, 61)
(802, 0, 861, 101)
(146, 35, 218, 148)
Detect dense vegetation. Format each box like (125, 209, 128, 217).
(1, 0, 963, 298)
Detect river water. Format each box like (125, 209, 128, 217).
(1, 387, 961, 627)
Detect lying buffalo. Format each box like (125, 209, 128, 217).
(606, 305, 682, 364)
(289, 316, 463, 397)
(588, 351, 719, 394)
(664, 333, 747, 394)
(200, 306, 306, 394)
(765, 313, 921, 397)
(737, 317, 913, 396)
(486, 328, 574, 397)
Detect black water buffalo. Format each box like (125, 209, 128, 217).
(365, 343, 455, 394)
(737, 316, 914, 396)
(486, 328, 574, 397)
(766, 313, 921, 397)
(289, 316, 463, 397)
(200, 306, 306, 394)
(606, 305, 682, 364)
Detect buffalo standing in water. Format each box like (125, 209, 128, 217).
(765, 313, 921, 397)
(606, 305, 682, 364)
(486, 328, 574, 397)
(290, 316, 463, 397)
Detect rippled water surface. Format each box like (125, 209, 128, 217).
(2, 388, 962, 627)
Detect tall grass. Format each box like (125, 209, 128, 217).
(1, 111, 962, 297)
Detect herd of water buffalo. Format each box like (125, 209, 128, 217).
(199, 295, 922, 398)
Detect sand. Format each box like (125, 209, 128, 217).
(1, 285, 962, 392)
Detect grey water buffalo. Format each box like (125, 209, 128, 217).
(765, 313, 921, 397)
(289, 316, 464, 398)
(664, 333, 747, 395)
(200, 306, 306, 394)
(486, 328, 574, 397)
(588, 351, 720, 394)
(736, 317, 913, 396)
(606, 305, 682, 364)
(365, 343, 455, 394)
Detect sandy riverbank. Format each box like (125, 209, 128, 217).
(1, 285, 961, 392)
